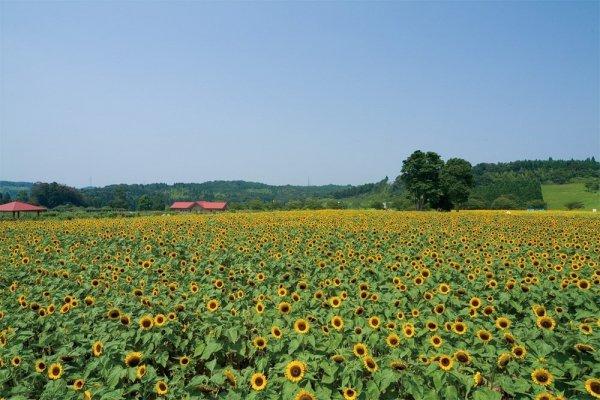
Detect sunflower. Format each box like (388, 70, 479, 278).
(473, 371, 484, 386)
(331, 354, 345, 363)
(72, 379, 85, 390)
(476, 329, 492, 343)
(92, 341, 103, 357)
(35, 359, 47, 373)
(331, 316, 344, 331)
(155, 380, 168, 396)
(368, 316, 381, 329)
(253, 336, 267, 351)
(48, 363, 63, 380)
(454, 350, 471, 364)
(452, 321, 467, 335)
(536, 316, 556, 330)
(342, 387, 358, 400)
(250, 372, 267, 391)
(402, 323, 415, 338)
(179, 356, 190, 367)
(579, 323, 593, 335)
(139, 315, 153, 330)
(278, 302, 292, 314)
(255, 302, 265, 314)
(136, 364, 147, 379)
(390, 360, 407, 371)
(531, 368, 554, 386)
(124, 351, 143, 367)
(107, 308, 120, 319)
(497, 352, 511, 369)
(353, 343, 368, 357)
(430, 335, 443, 348)
(271, 326, 283, 339)
(294, 319, 310, 334)
(363, 356, 378, 373)
(495, 316, 511, 330)
(285, 360, 306, 382)
(329, 296, 342, 308)
(386, 333, 400, 348)
(585, 378, 600, 398)
(154, 314, 166, 327)
(223, 369, 237, 387)
(469, 297, 482, 309)
(438, 355, 453, 371)
(574, 343, 595, 353)
(534, 393, 555, 400)
(532, 304, 546, 317)
(290, 389, 314, 400)
(512, 345, 527, 359)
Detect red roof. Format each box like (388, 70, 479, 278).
(197, 201, 227, 210)
(169, 201, 197, 210)
(169, 201, 228, 211)
(0, 201, 47, 212)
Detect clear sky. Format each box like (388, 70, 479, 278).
(1, 1, 598, 187)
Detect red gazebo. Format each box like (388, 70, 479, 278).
(0, 201, 47, 218)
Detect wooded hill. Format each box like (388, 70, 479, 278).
(1, 158, 597, 211)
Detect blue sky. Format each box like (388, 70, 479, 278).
(1, 1, 598, 187)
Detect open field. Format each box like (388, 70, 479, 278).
(542, 183, 600, 210)
(0, 211, 599, 400)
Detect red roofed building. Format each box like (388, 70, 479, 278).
(0, 201, 47, 217)
(170, 200, 228, 212)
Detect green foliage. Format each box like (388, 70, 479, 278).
(584, 178, 599, 193)
(439, 158, 474, 209)
(462, 197, 487, 210)
(542, 183, 600, 210)
(398, 151, 444, 210)
(472, 158, 599, 184)
(470, 172, 543, 209)
(491, 195, 519, 209)
(565, 201, 584, 210)
(0, 192, 12, 204)
(30, 182, 86, 208)
(136, 195, 153, 211)
(0, 181, 33, 199)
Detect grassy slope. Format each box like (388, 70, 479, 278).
(542, 183, 600, 210)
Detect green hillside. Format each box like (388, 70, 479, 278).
(542, 183, 600, 210)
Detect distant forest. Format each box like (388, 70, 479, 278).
(0, 157, 598, 211)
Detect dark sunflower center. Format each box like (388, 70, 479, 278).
(291, 366, 301, 377)
(255, 377, 263, 386)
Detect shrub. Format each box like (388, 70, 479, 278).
(565, 201, 584, 210)
(491, 195, 519, 210)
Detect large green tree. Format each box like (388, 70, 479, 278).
(439, 158, 474, 210)
(397, 151, 444, 210)
(30, 182, 85, 208)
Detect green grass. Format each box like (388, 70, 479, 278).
(542, 183, 600, 210)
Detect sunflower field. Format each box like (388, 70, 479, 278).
(0, 210, 599, 400)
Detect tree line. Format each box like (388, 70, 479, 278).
(1, 154, 597, 211)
